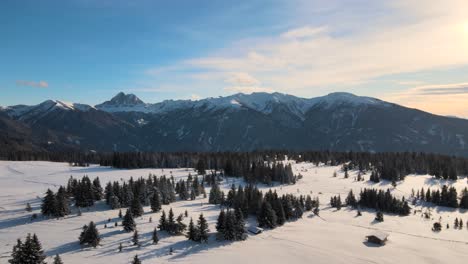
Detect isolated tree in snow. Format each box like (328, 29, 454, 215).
(152, 228, 159, 244)
(122, 209, 136, 232)
(26, 203, 32, 212)
(79, 221, 101, 248)
(132, 255, 142, 264)
(132, 230, 139, 246)
(375, 211, 384, 222)
(53, 254, 64, 264)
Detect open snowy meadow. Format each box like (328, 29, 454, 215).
(0, 160, 467, 264)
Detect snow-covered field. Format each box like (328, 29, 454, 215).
(0, 161, 467, 264)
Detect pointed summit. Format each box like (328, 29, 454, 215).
(95, 92, 147, 112)
(107, 92, 144, 106)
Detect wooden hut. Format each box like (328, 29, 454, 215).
(366, 231, 389, 245)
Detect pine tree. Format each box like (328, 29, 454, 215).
(9, 239, 23, 264)
(234, 208, 246, 240)
(11, 233, 47, 264)
(55, 186, 70, 217)
(118, 209, 123, 218)
(79, 221, 101, 247)
(132, 255, 142, 264)
(257, 201, 277, 229)
(109, 195, 121, 209)
(130, 198, 144, 218)
(197, 213, 209, 242)
(41, 189, 57, 216)
(215, 209, 226, 239)
(158, 210, 167, 231)
(26, 203, 32, 212)
(53, 254, 64, 264)
(150, 191, 161, 212)
(187, 218, 199, 241)
(152, 228, 159, 244)
(122, 209, 136, 232)
(132, 230, 139, 246)
(305, 195, 313, 211)
(345, 189, 357, 208)
(375, 211, 384, 222)
(175, 214, 187, 235)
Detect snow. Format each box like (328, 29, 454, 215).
(0, 161, 467, 264)
(91, 92, 390, 118)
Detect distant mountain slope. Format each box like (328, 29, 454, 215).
(2, 92, 468, 155)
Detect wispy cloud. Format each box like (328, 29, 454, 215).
(144, 0, 468, 98)
(16, 80, 49, 88)
(384, 82, 468, 117)
(281, 26, 328, 39)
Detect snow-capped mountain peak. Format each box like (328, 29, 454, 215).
(95, 92, 148, 112)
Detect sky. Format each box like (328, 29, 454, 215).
(1, 0, 468, 117)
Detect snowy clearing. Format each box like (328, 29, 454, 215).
(0, 161, 467, 264)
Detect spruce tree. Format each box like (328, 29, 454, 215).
(9, 239, 24, 264)
(187, 218, 199, 241)
(158, 210, 167, 231)
(130, 198, 144, 218)
(375, 211, 384, 222)
(215, 210, 226, 239)
(53, 254, 64, 264)
(132, 255, 142, 264)
(257, 201, 277, 229)
(55, 186, 70, 217)
(79, 221, 101, 248)
(122, 209, 136, 232)
(175, 214, 187, 235)
(234, 208, 246, 240)
(345, 189, 357, 208)
(132, 230, 139, 246)
(41, 189, 57, 217)
(152, 228, 159, 244)
(26, 203, 32, 212)
(197, 213, 209, 242)
(150, 191, 161, 212)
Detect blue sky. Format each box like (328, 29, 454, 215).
(1, 0, 468, 117)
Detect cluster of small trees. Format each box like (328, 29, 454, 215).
(414, 186, 468, 209)
(330, 195, 342, 210)
(9, 234, 47, 264)
(216, 208, 246, 241)
(358, 188, 411, 215)
(187, 213, 209, 242)
(104, 175, 177, 210)
(175, 174, 206, 201)
(453, 218, 466, 229)
(257, 190, 312, 228)
(67, 176, 102, 207)
(41, 187, 70, 217)
(223, 160, 297, 184)
(158, 208, 187, 235)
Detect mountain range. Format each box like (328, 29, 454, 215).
(1, 92, 468, 156)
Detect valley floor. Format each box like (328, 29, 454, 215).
(0, 161, 467, 264)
